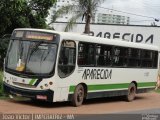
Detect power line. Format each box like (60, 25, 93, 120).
(97, 6, 158, 20)
(143, 0, 160, 7)
(130, 20, 155, 22)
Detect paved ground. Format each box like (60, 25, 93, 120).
(0, 92, 160, 114)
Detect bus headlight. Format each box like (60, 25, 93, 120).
(49, 82, 53, 85)
(40, 86, 44, 89)
(45, 84, 48, 87)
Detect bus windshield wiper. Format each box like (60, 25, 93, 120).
(28, 41, 44, 61)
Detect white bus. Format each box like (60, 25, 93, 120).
(3, 28, 159, 106)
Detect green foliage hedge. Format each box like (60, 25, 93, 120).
(0, 71, 3, 96)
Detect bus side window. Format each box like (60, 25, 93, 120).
(153, 51, 158, 68)
(128, 48, 141, 67)
(58, 40, 76, 78)
(78, 42, 94, 66)
(96, 45, 112, 66)
(141, 50, 154, 68)
(59, 48, 68, 65)
(112, 47, 128, 67)
(78, 43, 85, 65)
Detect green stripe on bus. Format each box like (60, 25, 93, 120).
(69, 86, 76, 92)
(29, 79, 36, 85)
(88, 83, 129, 91)
(138, 82, 156, 87)
(69, 82, 155, 93)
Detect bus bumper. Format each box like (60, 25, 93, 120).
(3, 82, 54, 102)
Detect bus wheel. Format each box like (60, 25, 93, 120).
(72, 84, 84, 107)
(126, 83, 136, 102)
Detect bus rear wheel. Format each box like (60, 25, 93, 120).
(126, 83, 136, 102)
(72, 84, 84, 107)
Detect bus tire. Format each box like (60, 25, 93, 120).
(71, 84, 84, 107)
(126, 83, 136, 102)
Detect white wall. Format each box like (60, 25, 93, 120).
(52, 23, 160, 48)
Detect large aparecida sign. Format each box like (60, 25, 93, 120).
(89, 31, 154, 44)
(52, 23, 160, 47)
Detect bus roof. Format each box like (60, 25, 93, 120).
(14, 28, 159, 51)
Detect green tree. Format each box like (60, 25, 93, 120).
(50, 0, 105, 34)
(0, 0, 56, 68)
(0, 34, 10, 68)
(0, 0, 56, 36)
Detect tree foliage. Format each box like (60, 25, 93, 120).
(50, 0, 105, 34)
(0, 0, 56, 68)
(0, 35, 10, 68)
(0, 0, 56, 36)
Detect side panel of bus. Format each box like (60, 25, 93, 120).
(54, 40, 158, 102)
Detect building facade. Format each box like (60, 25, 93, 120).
(96, 13, 130, 24)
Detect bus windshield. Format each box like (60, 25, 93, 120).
(6, 39, 57, 76)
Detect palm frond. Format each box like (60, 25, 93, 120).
(90, 0, 106, 13)
(78, 0, 106, 17)
(49, 4, 78, 25)
(64, 13, 83, 32)
(49, 0, 106, 32)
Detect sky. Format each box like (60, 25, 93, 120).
(99, 0, 160, 25)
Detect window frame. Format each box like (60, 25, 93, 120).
(77, 41, 158, 69)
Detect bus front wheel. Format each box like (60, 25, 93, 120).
(72, 84, 84, 107)
(126, 83, 136, 102)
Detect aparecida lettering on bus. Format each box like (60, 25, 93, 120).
(89, 31, 154, 44)
(82, 69, 112, 80)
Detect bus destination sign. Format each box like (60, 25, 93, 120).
(14, 31, 54, 41)
(25, 31, 54, 41)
